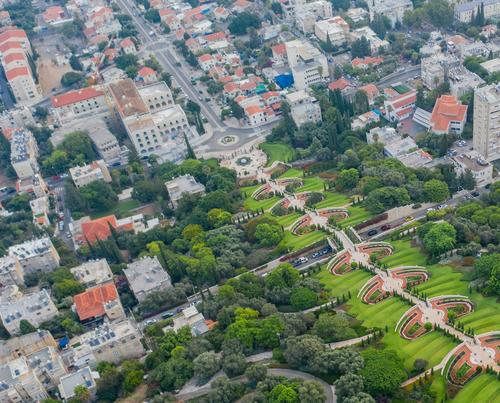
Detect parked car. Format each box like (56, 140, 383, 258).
(471, 191, 480, 197)
(367, 229, 378, 236)
(381, 224, 391, 231)
(161, 312, 174, 319)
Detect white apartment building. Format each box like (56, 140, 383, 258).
(69, 160, 112, 188)
(350, 26, 390, 54)
(172, 306, 209, 336)
(124, 256, 172, 302)
(165, 174, 206, 208)
(285, 40, 329, 90)
(295, 0, 332, 33)
(68, 320, 145, 368)
(450, 152, 493, 187)
(454, 0, 500, 23)
(109, 79, 190, 163)
(286, 90, 322, 127)
(0, 105, 35, 132)
(0, 255, 23, 287)
(8, 237, 60, 275)
(0, 357, 50, 401)
(50, 87, 107, 124)
(367, 0, 413, 26)
(473, 84, 500, 162)
(0, 288, 58, 335)
(314, 16, 349, 46)
(70, 259, 113, 288)
(30, 196, 50, 227)
(58, 367, 99, 401)
(10, 129, 39, 179)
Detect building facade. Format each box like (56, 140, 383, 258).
(473, 84, 500, 161)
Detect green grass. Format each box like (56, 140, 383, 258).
(314, 191, 351, 209)
(260, 142, 295, 166)
(340, 206, 374, 227)
(244, 196, 281, 212)
(279, 230, 327, 251)
(240, 184, 261, 199)
(296, 176, 325, 192)
(452, 373, 500, 402)
(278, 168, 303, 179)
(262, 212, 303, 228)
(90, 199, 141, 219)
(384, 239, 500, 334)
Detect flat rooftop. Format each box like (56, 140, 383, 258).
(137, 81, 171, 97)
(109, 79, 149, 118)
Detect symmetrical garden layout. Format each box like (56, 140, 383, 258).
(325, 237, 500, 390)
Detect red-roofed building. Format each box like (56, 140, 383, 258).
(359, 83, 380, 105)
(261, 91, 281, 106)
(42, 6, 65, 25)
(429, 95, 467, 134)
(51, 87, 106, 122)
(137, 66, 158, 85)
(213, 7, 229, 21)
(245, 105, 271, 126)
(119, 38, 136, 55)
(240, 81, 257, 94)
(0, 29, 29, 50)
(272, 43, 287, 64)
(2, 52, 26, 69)
(233, 0, 251, 13)
(204, 31, 226, 43)
(351, 56, 383, 69)
(73, 283, 125, 322)
(81, 215, 118, 243)
(223, 82, 240, 98)
(104, 47, 118, 62)
(328, 78, 353, 93)
(198, 53, 216, 72)
(384, 90, 416, 122)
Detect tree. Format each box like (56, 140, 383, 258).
(184, 133, 196, 160)
(207, 208, 232, 228)
(422, 222, 456, 257)
(361, 349, 406, 397)
(271, 2, 283, 14)
(423, 179, 449, 202)
(245, 364, 267, 387)
(19, 319, 36, 334)
(79, 180, 118, 213)
(336, 168, 359, 191)
(115, 54, 138, 70)
(283, 335, 326, 373)
(312, 313, 357, 342)
(222, 353, 247, 377)
(144, 8, 160, 22)
(265, 264, 300, 290)
(335, 374, 365, 402)
(69, 54, 83, 71)
(353, 90, 369, 115)
(230, 100, 245, 119)
(290, 287, 318, 310)
(343, 392, 375, 403)
(351, 37, 371, 58)
(228, 12, 262, 35)
(70, 385, 90, 403)
(269, 384, 299, 402)
(331, 0, 350, 10)
(255, 223, 283, 247)
(132, 180, 160, 203)
(61, 71, 83, 87)
(96, 366, 123, 402)
(297, 380, 326, 403)
(193, 351, 221, 384)
(52, 278, 85, 300)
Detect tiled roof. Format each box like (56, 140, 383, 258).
(74, 283, 119, 321)
(328, 78, 351, 91)
(138, 66, 156, 77)
(430, 95, 467, 133)
(2, 52, 25, 65)
(245, 105, 264, 116)
(120, 38, 134, 48)
(51, 87, 104, 108)
(5, 66, 29, 80)
(81, 215, 117, 243)
(272, 43, 286, 56)
(0, 29, 27, 45)
(351, 56, 383, 67)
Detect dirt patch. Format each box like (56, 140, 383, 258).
(117, 384, 148, 403)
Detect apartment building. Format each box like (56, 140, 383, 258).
(314, 16, 349, 46)
(0, 357, 50, 401)
(0, 29, 42, 105)
(124, 256, 172, 302)
(350, 26, 390, 54)
(109, 79, 190, 163)
(0, 255, 23, 287)
(450, 152, 493, 187)
(473, 84, 500, 162)
(454, 0, 500, 23)
(70, 259, 113, 288)
(429, 95, 468, 135)
(8, 237, 60, 275)
(0, 288, 59, 335)
(73, 283, 125, 323)
(137, 81, 174, 112)
(285, 40, 329, 91)
(0, 105, 35, 132)
(295, 0, 333, 33)
(10, 129, 39, 179)
(165, 174, 206, 208)
(367, 0, 413, 26)
(30, 196, 50, 228)
(68, 319, 145, 368)
(51, 87, 107, 124)
(172, 306, 210, 336)
(286, 90, 322, 127)
(16, 174, 48, 198)
(58, 367, 99, 401)
(69, 160, 112, 188)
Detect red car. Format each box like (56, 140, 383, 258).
(381, 224, 391, 231)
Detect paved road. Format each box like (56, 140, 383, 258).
(377, 65, 420, 88)
(0, 67, 15, 110)
(114, 0, 279, 154)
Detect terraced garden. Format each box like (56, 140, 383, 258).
(278, 230, 328, 251)
(259, 142, 295, 166)
(451, 373, 500, 402)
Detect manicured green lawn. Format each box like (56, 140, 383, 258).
(296, 176, 325, 192)
(340, 206, 373, 227)
(314, 264, 459, 371)
(279, 230, 327, 251)
(278, 168, 304, 179)
(314, 191, 350, 209)
(90, 199, 141, 219)
(452, 373, 500, 403)
(240, 184, 261, 199)
(385, 239, 500, 334)
(244, 196, 281, 212)
(262, 212, 303, 228)
(260, 142, 295, 166)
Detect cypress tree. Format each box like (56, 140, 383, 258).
(184, 133, 196, 159)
